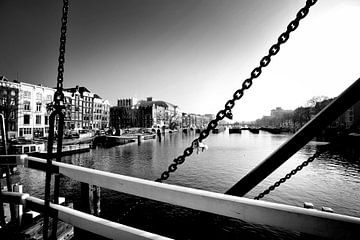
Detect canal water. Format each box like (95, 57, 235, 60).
(14, 130, 360, 239)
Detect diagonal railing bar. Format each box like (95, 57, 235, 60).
(226, 77, 360, 197)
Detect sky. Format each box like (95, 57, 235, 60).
(1, 0, 360, 121)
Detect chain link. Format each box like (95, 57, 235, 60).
(254, 147, 326, 200)
(155, 0, 318, 183)
(54, 0, 69, 105)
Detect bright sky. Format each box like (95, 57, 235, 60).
(1, 0, 360, 121)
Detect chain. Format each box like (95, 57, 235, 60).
(54, 0, 69, 105)
(43, 1, 69, 239)
(254, 148, 326, 200)
(155, 0, 318, 183)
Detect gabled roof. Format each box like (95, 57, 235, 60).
(94, 94, 102, 99)
(63, 86, 91, 94)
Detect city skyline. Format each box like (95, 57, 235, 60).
(1, 0, 360, 121)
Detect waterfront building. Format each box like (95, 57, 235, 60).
(63, 86, 94, 130)
(18, 83, 54, 139)
(117, 97, 138, 108)
(109, 106, 140, 131)
(195, 114, 211, 128)
(0, 76, 55, 139)
(110, 96, 182, 130)
(137, 97, 181, 128)
(182, 113, 213, 128)
(270, 107, 293, 118)
(93, 95, 110, 130)
(62, 86, 111, 132)
(0, 77, 20, 138)
(0, 77, 111, 139)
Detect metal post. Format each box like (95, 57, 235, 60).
(51, 112, 64, 238)
(43, 110, 58, 239)
(0, 167, 5, 226)
(0, 114, 16, 223)
(226, 78, 360, 197)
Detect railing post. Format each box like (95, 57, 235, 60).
(226, 78, 360, 197)
(0, 113, 16, 224)
(89, 185, 101, 216)
(13, 184, 23, 226)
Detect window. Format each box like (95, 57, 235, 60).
(36, 115, 41, 124)
(36, 93, 42, 100)
(45, 116, 49, 125)
(24, 91, 31, 98)
(24, 101, 30, 111)
(24, 128, 32, 134)
(47, 94, 52, 101)
(36, 102, 41, 111)
(45, 127, 49, 133)
(19, 128, 23, 137)
(24, 147, 29, 153)
(30, 146, 36, 152)
(24, 115, 30, 124)
(0, 98, 6, 105)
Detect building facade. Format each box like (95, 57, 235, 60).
(0, 77, 111, 139)
(0, 77, 55, 139)
(93, 95, 110, 130)
(110, 97, 182, 131)
(63, 86, 94, 130)
(0, 78, 20, 138)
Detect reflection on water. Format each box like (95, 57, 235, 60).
(14, 130, 360, 238)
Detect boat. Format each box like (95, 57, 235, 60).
(142, 133, 157, 140)
(9, 140, 46, 154)
(248, 128, 260, 134)
(212, 126, 226, 134)
(261, 127, 281, 134)
(229, 128, 242, 134)
(29, 143, 90, 158)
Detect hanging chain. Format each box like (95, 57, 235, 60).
(54, 0, 69, 106)
(43, 1, 69, 239)
(254, 148, 326, 200)
(156, 0, 318, 183)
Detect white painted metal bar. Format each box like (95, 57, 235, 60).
(8, 194, 172, 240)
(5, 155, 360, 238)
(22, 156, 360, 239)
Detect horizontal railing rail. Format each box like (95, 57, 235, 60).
(0, 192, 172, 240)
(1, 154, 360, 239)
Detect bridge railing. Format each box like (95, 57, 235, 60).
(1, 154, 360, 239)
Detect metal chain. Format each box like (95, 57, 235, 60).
(254, 148, 326, 200)
(43, 1, 69, 239)
(54, 0, 69, 105)
(156, 0, 318, 182)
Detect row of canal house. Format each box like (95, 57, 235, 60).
(62, 86, 110, 131)
(110, 97, 214, 131)
(313, 98, 360, 131)
(0, 76, 110, 139)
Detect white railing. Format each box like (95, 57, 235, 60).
(1, 192, 171, 240)
(2, 154, 360, 239)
